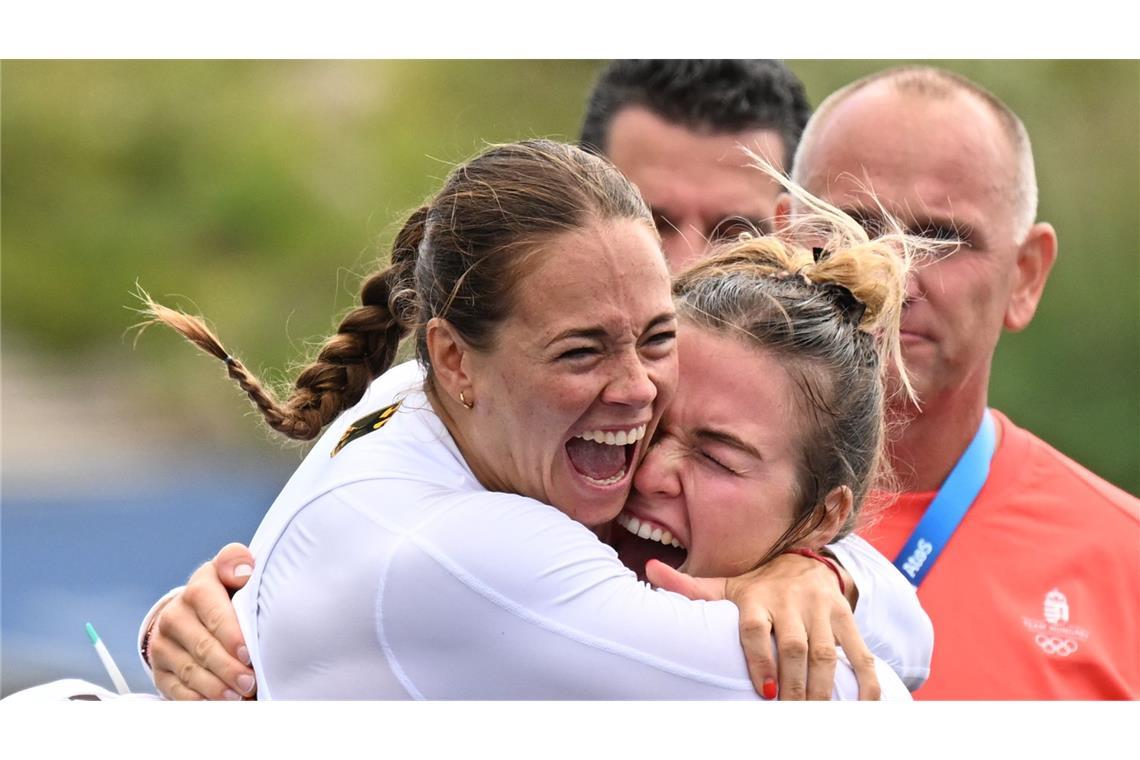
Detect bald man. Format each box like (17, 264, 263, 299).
(784, 66, 1139, 699)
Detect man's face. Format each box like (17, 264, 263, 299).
(604, 106, 787, 272)
(797, 87, 1026, 408)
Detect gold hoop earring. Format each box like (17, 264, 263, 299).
(459, 391, 474, 410)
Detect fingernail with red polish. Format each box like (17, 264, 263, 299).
(762, 678, 777, 700)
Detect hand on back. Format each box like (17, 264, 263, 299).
(147, 543, 257, 700)
(647, 552, 880, 701)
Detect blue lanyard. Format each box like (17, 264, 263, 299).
(892, 409, 996, 588)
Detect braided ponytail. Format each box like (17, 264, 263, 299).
(138, 206, 426, 441)
(139, 140, 652, 444)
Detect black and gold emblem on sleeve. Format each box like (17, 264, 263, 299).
(331, 402, 401, 457)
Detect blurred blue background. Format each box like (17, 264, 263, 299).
(2, 60, 1137, 696)
(3, 456, 284, 693)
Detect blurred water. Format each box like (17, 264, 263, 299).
(1, 459, 287, 696)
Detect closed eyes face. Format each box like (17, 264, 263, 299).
(463, 219, 678, 527)
(613, 325, 808, 578)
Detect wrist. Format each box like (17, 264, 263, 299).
(818, 547, 859, 609)
(140, 596, 175, 667)
(137, 587, 182, 673)
(782, 547, 847, 597)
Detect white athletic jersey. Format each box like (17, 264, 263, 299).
(226, 361, 928, 699)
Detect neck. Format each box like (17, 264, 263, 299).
(888, 382, 994, 493)
(426, 383, 509, 495)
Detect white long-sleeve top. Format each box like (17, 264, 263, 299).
(220, 361, 929, 699)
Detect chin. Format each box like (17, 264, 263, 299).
(550, 486, 627, 527)
(577, 505, 624, 528)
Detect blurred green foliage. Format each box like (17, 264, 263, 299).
(2, 60, 1137, 493)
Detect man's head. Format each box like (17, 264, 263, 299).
(581, 60, 811, 271)
(786, 66, 1057, 413)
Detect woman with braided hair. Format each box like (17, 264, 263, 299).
(137, 139, 934, 700)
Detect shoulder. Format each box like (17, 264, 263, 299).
(323, 377, 473, 489)
(992, 410, 1139, 526)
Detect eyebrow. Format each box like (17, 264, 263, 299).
(694, 427, 764, 462)
(909, 217, 981, 248)
(843, 206, 982, 248)
(545, 312, 677, 348)
(711, 215, 772, 235)
(653, 207, 771, 236)
(649, 206, 683, 234)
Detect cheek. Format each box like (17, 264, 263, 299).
(510, 370, 603, 447)
(650, 359, 679, 408)
(932, 259, 1004, 311)
(488, 365, 569, 441)
(689, 477, 755, 559)
(692, 477, 799, 573)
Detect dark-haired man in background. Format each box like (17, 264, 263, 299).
(579, 60, 811, 271)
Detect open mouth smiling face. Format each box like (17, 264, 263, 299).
(460, 219, 678, 528)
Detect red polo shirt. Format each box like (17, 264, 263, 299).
(860, 410, 1139, 699)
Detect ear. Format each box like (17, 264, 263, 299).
(425, 317, 474, 404)
(772, 193, 794, 233)
(1004, 222, 1058, 332)
(803, 485, 854, 547)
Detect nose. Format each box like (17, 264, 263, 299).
(904, 269, 926, 307)
(661, 225, 708, 272)
(601, 348, 658, 408)
(633, 436, 683, 500)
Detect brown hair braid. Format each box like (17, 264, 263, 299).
(139, 140, 653, 441)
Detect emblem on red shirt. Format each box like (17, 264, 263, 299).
(1022, 588, 1089, 657)
(1043, 588, 1069, 624)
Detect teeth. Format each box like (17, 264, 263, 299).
(575, 424, 646, 446)
(583, 467, 628, 487)
(617, 512, 685, 549)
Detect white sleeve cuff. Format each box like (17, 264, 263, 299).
(136, 585, 185, 682)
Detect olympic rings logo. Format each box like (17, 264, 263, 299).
(1035, 635, 1078, 656)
